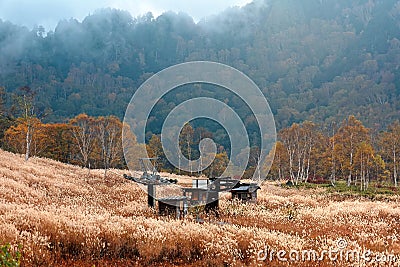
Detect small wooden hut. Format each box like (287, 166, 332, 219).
(230, 183, 261, 203)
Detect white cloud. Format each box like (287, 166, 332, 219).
(0, 0, 253, 31)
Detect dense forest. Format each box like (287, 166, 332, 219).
(0, 0, 400, 185)
(0, 0, 399, 129)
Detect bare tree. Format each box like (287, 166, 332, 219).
(379, 121, 400, 187)
(334, 116, 369, 186)
(13, 86, 36, 161)
(69, 114, 96, 169)
(180, 123, 194, 173)
(96, 116, 122, 177)
(279, 121, 322, 185)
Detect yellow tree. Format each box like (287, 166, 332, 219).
(308, 129, 329, 181)
(354, 142, 375, 190)
(12, 86, 37, 161)
(4, 118, 43, 157)
(96, 116, 123, 177)
(69, 114, 97, 169)
(146, 134, 171, 172)
(40, 123, 73, 163)
(180, 123, 194, 173)
(122, 122, 145, 170)
(334, 115, 370, 186)
(267, 141, 288, 181)
(378, 121, 400, 187)
(203, 151, 229, 178)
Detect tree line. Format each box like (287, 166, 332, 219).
(268, 115, 400, 190)
(1, 87, 399, 185)
(2, 110, 231, 178)
(0, 86, 135, 176)
(1, 93, 399, 188)
(4, 112, 128, 176)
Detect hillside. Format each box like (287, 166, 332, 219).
(0, 0, 400, 131)
(1, 150, 400, 266)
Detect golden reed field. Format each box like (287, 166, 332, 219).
(0, 149, 400, 266)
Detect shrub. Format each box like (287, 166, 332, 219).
(0, 243, 21, 267)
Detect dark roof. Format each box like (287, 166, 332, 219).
(182, 187, 208, 192)
(231, 184, 261, 193)
(158, 196, 188, 202)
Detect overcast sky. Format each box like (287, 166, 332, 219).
(0, 0, 253, 31)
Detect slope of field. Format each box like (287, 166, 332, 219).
(0, 149, 400, 266)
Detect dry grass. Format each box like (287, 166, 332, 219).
(0, 149, 400, 266)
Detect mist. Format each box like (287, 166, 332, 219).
(0, 0, 253, 32)
(0, 0, 399, 129)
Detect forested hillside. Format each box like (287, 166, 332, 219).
(1, 0, 400, 131)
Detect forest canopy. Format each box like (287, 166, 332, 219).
(0, 0, 399, 131)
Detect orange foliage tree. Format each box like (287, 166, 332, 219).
(4, 120, 74, 162)
(4, 118, 45, 157)
(40, 123, 73, 162)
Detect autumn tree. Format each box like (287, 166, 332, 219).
(69, 114, 97, 169)
(12, 86, 37, 161)
(301, 121, 323, 183)
(309, 129, 329, 181)
(4, 117, 43, 157)
(353, 142, 375, 190)
(40, 123, 73, 162)
(123, 122, 146, 170)
(326, 123, 338, 186)
(279, 121, 320, 185)
(267, 141, 288, 181)
(180, 123, 194, 173)
(279, 124, 298, 184)
(96, 116, 123, 177)
(378, 121, 400, 187)
(203, 151, 229, 178)
(334, 116, 370, 186)
(147, 134, 167, 171)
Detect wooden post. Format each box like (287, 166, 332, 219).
(148, 184, 155, 208)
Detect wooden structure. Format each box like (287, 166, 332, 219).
(123, 158, 177, 208)
(158, 196, 187, 218)
(230, 183, 261, 203)
(183, 177, 239, 213)
(123, 159, 261, 219)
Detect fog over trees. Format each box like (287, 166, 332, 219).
(0, 0, 399, 129)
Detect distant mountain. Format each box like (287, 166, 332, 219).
(0, 0, 400, 131)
